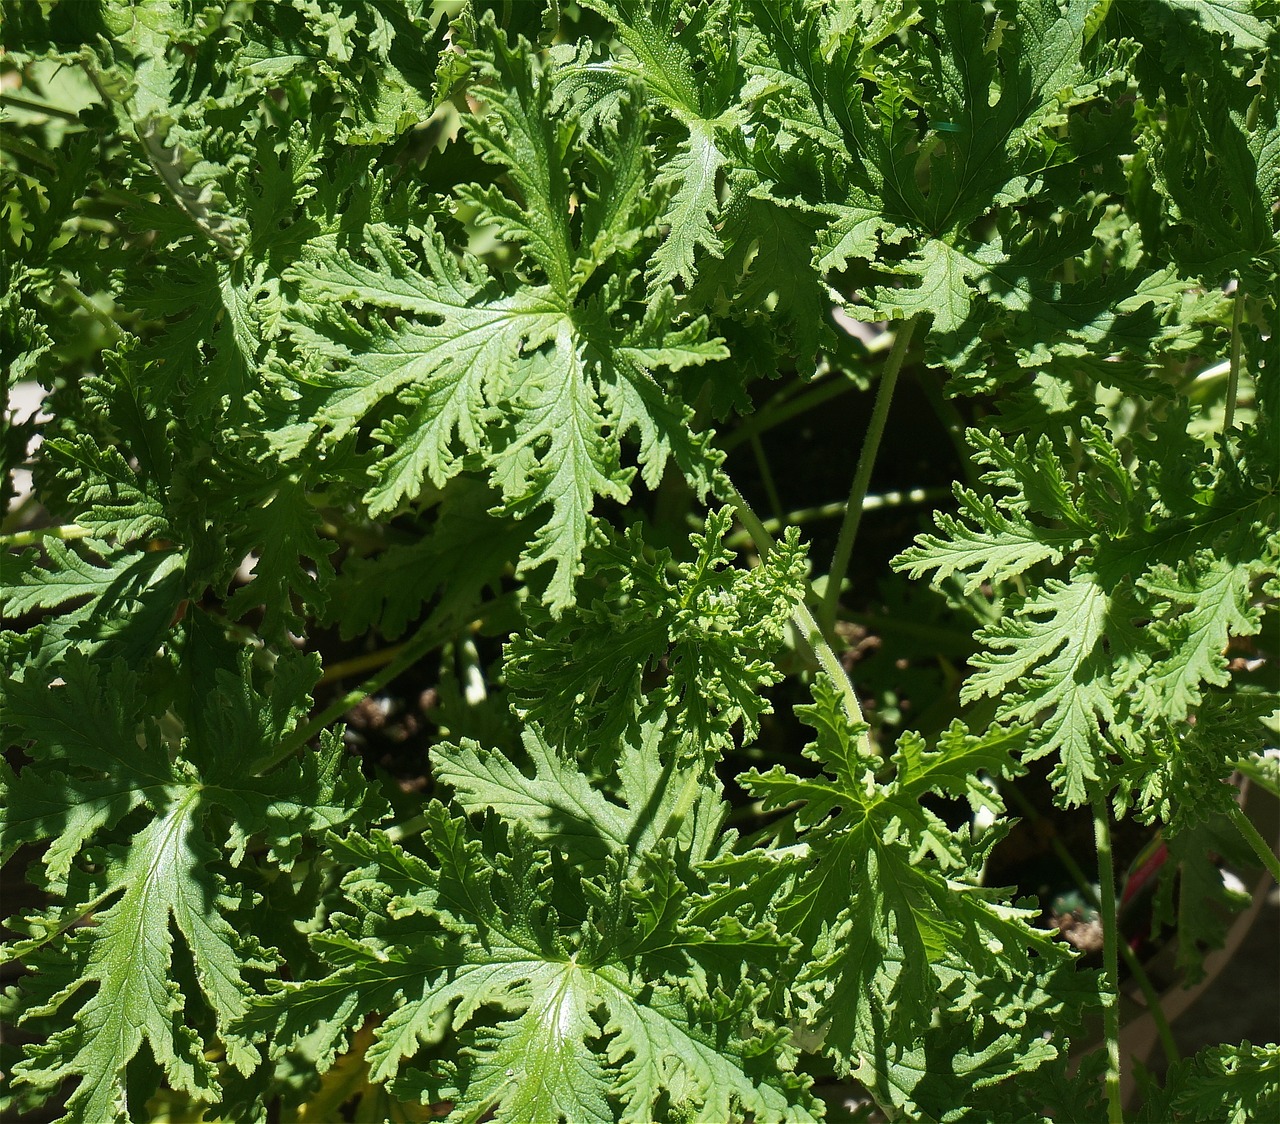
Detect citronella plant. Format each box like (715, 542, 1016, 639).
(2, 1, 1277, 1122)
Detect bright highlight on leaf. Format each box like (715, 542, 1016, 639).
(3, 1, 1277, 1122)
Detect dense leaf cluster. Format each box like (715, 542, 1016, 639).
(2, 1, 1277, 1121)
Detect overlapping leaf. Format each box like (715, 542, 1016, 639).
(506, 508, 808, 761)
(749, 0, 1092, 332)
(895, 418, 1277, 804)
(255, 726, 815, 1123)
(737, 676, 1087, 1115)
(0, 649, 381, 1124)
(277, 19, 723, 613)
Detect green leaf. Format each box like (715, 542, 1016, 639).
(0, 651, 380, 1122)
(222, 476, 336, 638)
(432, 716, 725, 877)
(325, 480, 526, 641)
(259, 809, 815, 1123)
(46, 436, 168, 544)
(895, 486, 1075, 594)
(894, 418, 1278, 806)
(1152, 0, 1272, 51)
(738, 677, 1087, 1113)
(0, 540, 185, 675)
(280, 124, 725, 612)
(506, 508, 808, 760)
(1152, 1041, 1280, 1124)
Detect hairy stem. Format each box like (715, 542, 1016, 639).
(318, 643, 407, 685)
(749, 432, 786, 524)
(0, 91, 85, 121)
(1093, 793, 1125, 1124)
(0, 523, 93, 548)
(1225, 801, 1280, 885)
(819, 315, 920, 637)
(0, 132, 60, 170)
(722, 479, 873, 753)
(55, 277, 126, 344)
(722, 371, 866, 453)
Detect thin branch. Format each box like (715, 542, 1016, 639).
(54, 276, 126, 344)
(720, 487, 948, 549)
(1093, 792, 1126, 1124)
(0, 523, 93, 549)
(254, 609, 487, 773)
(819, 314, 921, 637)
(721, 478, 874, 754)
(1004, 783, 1179, 1069)
(0, 92, 84, 122)
(1222, 286, 1244, 445)
(1225, 801, 1280, 885)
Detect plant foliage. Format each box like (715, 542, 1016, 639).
(2, 1, 1277, 1122)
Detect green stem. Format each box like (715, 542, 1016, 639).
(0, 132, 59, 170)
(749, 433, 786, 524)
(1093, 793, 1125, 1124)
(915, 367, 979, 489)
(0, 91, 85, 122)
(722, 479, 873, 753)
(55, 276, 126, 344)
(255, 610, 481, 773)
(1222, 286, 1244, 446)
(1005, 784, 1179, 1069)
(0, 523, 93, 548)
(1225, 801, 1280, 885)
(819, 315, 920, 637)
(722, 375, 859, 452)
(385, 813, 429, 844)
(318, 643, 407, 685)
(720, 488, 949, 548)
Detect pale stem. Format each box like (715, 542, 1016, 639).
(749, 432, 785, 524)
(1093, 793, 1125, 1124)
(1004, 784, 1178, 1068)
(719, 487, 949, 549)
(1222, 286, 1244, 443)
(256, 609, 486, 773)
(55, 277, 126, 344)
(1225, 801, 1280, 885)
(0, 523, 93, 548)
(722, 479, 874, 755)
(819, 314, 920, 637)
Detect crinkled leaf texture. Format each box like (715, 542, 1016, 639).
(894, 418, 1278, 806)
(5, 2, 1279, 1122)
(253, 718, 816, 1123)
(275, 17, 724, 615)
(506, 507, 809, 762)
(1146, 1040, 1280, 1124)
(737, 676, 1092, 1118)
(0, 650, 382, 1124)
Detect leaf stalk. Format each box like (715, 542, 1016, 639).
(722, 479, 873, 754)
(1004, 783, 1179, 1069)
(1221, 285, 1244, 448)
(257, 609, 488, 773)
(1093, 792, 1126, 1124)
(819, 314, 920, 637)
(0, 523, 93, 548)
(1225, 801, 1280, 885)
